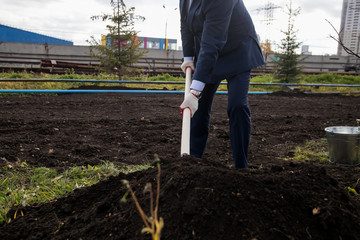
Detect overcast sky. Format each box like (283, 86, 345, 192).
(0, 0, 342, 55)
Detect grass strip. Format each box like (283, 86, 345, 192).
(0, 161, 152, 223)
(1, 72, 359, 94)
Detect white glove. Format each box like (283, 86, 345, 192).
(181, 60, 194, 73)
(180, 90, 200, 117)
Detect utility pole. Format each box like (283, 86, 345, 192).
(256, 0, 281, 26)
(255, 0, 281, 67)
(116, 0, 122, 80)
(162, 4, 177, 51)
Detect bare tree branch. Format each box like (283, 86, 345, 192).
(326, 19, 360, 58)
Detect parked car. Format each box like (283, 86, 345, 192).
(344, 63, 359, 72)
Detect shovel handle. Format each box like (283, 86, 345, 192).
(181, 67, 192, 156)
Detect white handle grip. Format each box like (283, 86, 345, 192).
(180, 67, 192, 156)
(181, 108, 191, 156)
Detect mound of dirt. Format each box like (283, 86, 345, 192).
(2, 157, 360, 240)
(0, 90, 360, 239)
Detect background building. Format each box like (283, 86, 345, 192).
(301, 45, 312, 55)
(101, 35, 177, 50)
(0, 24, 73, 45)
(338, 0, 360, 56)
(1, 23, 358, 74)
(137, 37, 177, 50)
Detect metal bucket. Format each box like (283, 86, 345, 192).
(325, 126, 360, 166)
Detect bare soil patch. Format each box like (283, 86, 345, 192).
(0, 89, 360, 239)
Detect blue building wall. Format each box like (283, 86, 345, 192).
(0, 24, 73, 45)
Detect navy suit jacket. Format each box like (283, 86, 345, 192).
(180, 0, 264, 84)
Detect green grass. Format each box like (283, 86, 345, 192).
(0, 72, 121, 92)
(0, 72, 185, 93)
(0, 160, 152, 223)
(249, 73, 360, 93)
(1, 72, 359, 94)
(283, 138, 329, 163)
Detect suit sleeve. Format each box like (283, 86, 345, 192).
(193, 0, 236, 83)
(180, 9, 195, 57)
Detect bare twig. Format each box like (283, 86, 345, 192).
(121, 160, 163, 240)
(326, 19, 360, 58)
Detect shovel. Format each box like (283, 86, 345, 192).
(180, 67, 192, 156)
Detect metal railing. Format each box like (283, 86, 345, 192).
(0, 78, 359, 88)
(0, 79, 359, 94)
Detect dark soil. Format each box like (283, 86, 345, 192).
(0, 89, 360, 240)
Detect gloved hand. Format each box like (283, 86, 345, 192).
(181, 60, 194, 73)
(180, 90, 200, 117)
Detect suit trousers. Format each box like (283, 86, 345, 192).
(190, 71, 251, 168)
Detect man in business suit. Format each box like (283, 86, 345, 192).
(179, 0, 264, 168)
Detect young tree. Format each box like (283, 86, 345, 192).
(273, 0, 302, 83)
(88, 0, 145, 79)
(260, 39, 273, 71)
